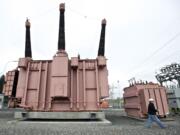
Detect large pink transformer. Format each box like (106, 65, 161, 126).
(3, 3, 109, 117)
(123, 82, 169, 118)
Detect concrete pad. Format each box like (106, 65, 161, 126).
(15, 111, 105, 120)
(102, 109, 126, 116)
(7, 119, 112, 126)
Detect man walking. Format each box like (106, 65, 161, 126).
(146, 98, 166, 129)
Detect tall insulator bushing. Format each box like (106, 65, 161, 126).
(25, 19, 32, 58)
(58, 3, 65, 50)
(98, 19, 106, 56)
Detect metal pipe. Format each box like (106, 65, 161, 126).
(83, 61, 86, 108)
(36, 62, 42, 109)
(76, 68, 79, 109)
(70, 69, 73, 109)
(95, 61, 100, 106)
(22, 63, 30, 105)
(43, 62, 48, 110)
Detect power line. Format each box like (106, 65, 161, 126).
(130, 31, 180, 74)
(67, 6, 101, 22)
(129, 50, 180, 80)
(153, 50, 180, 67)
(30, 6, 58, 20)
(137, 50, 180, 74)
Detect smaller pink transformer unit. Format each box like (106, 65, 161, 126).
(123, 81, 169, 118)
(3, 3, 109, 119)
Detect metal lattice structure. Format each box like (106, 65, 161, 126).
(155, 63, 180, 86)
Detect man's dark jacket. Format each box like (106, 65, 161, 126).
(148, 102, 157, 115)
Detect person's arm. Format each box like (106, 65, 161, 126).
(152, 104, 158, 113)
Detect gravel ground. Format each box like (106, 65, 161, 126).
(0, 110, 180, 135)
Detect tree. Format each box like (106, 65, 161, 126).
(0, 75, 5, 93)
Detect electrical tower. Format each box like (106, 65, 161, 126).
(156, 63, 180, 86)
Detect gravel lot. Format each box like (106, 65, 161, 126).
(0, 109, 180, 135)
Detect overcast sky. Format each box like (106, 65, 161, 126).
(1, 0, 180, 97)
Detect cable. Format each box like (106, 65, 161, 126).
(28, 1, 101, 22)
(129, 49, 180, 80)
(153, 50, 180, 67)
(130, 31, 180, 74)
(30, 6, 58, 20)
(67, 6, 101, 22)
